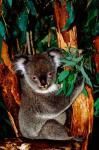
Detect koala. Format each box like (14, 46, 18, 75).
(14, 48, 84, 141)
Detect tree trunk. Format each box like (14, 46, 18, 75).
(54, 1, 94, 150)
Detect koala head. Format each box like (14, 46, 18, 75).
(13, 48, 64, 94)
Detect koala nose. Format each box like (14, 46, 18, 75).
(41, 79, 47, 86)
(39, 75, 48, 88)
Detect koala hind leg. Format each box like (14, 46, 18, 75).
(38, 119, 73, 141)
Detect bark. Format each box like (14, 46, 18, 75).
(0, 40, 21, 137)
(71, 85, 94, 150)
(54, 0, 77, 49)
(0, 64, 21, 137)
(54, 1, 94, 150)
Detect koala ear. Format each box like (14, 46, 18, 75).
(13, 55, 28, 74)
(47, 48, 64, 68)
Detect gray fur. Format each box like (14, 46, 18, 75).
(14, 49, 84, 141)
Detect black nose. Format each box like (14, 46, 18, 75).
(41, 79, 47, 86)
(39, 75, 47, 87)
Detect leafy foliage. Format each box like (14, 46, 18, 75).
(56, 47, 92, 96)
(94, 98, 99, 117)
(0, 0, 57, 54)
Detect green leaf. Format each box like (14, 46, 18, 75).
(63, 79, 67, 95)
(64, 60, 77, 67)
(72, 56, 83, 63)
(66, 83, 74, 96)
(17, 11, 28, 32)
(94, 98, 99, 108)
(96, 73, 99, 84)
(0, 35, 2, 54)
(86, 9, 98, 27)
(79, 62, 92, 87)
(28, 1, 37, 16)
(40, 35, 48, 44)
(19, 31, 26, 45)
(56, 88, 63, 96)
(82, 87, 88, 97)
(68, 73, 74, 81)
(94, 89, 99, 94)
(94, 111, 99, 117)
(7, 0, 12, 7)
(92, 21, 99, 36)
(0, 21, 6, 38)
(94, 98, 99, 117)
(58, 70, 69, 82)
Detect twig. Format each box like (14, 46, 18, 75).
(26, 32, 31, 54)
(7, 111, 19, 138)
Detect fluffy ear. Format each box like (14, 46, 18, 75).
(13, 55, 28, 74)
(47, 48, 64, 68)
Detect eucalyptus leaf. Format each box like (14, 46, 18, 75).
(94, 89, 99, 94)
(60, 56, 72, 62)
(67, 72, 77, 85)
(0, 21, 6, 38)
(68, 73, 74, 81)
(0, 36, 2, 54)
(85, 79, 93, 88)
(7, 0, 12, 7)
(63, 79, 67, 95)
(94, 111, 99, 117)
(82, 87, 88, 97)
(64, 60, 77, 67)
(86, 9, 98, 26)
(56, 87, 63, 96)
(58, 70, 69, 82)
(94, 98, 99, 108)
(96, 73, 99, 84)
(66, 83, 74, 96)
(94, 98, 99, 116)
(28, 1, 37, 16)
(92, 22, 99, 36)
(79, 62, 92, 87)
(17, 11, 28, 32)
(72, 56, 83, 63)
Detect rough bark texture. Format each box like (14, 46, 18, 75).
(71, 86, 94, 150)
(54, 0, 77, 49)
(54, 1, 94, 150)
(0, 64, 21, 137)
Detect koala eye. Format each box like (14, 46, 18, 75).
(32, 76, 37, 81)
(48, 72, 52, 77)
